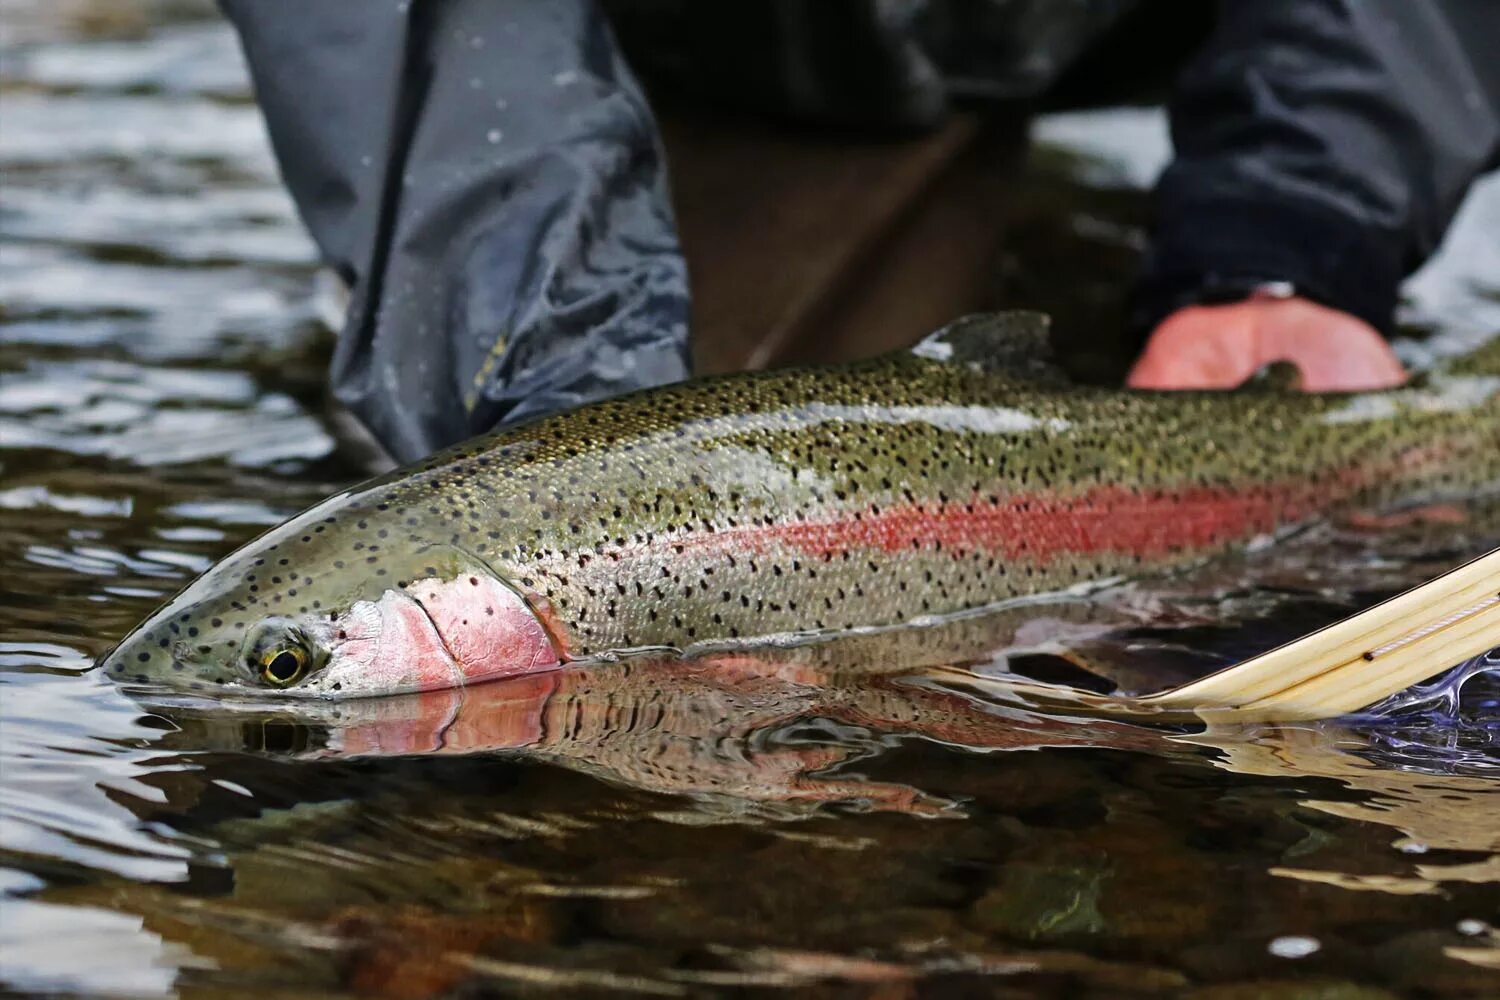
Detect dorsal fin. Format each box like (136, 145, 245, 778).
(910, 311, 1069, 383)
(1238, 360, 1304, 394)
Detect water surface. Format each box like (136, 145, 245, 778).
(3, 4, 1498, 996)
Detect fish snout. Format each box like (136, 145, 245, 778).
(98, 632, 239, 690)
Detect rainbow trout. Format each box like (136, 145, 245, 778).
(101, 314, 1500, 698)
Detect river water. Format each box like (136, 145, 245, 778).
(3, 4, 1498, 997)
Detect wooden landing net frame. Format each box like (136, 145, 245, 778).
(933, 548, 1500, 724)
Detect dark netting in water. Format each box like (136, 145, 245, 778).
(1358, 646, 1500, 721)
(1344, 647, 1500, 778)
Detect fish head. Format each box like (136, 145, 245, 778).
(99, 493, 564, 698)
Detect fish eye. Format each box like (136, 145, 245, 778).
(243, 617, 322, 689)
(260, 646, 308, 686)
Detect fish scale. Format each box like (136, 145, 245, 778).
(101, 314, 1500, 697)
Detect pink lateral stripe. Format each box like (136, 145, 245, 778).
(763, 480, 1335, 562)
(605, 470, 1384, 568)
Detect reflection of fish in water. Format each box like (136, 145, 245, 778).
(159, 608, 1176, 817)
(102, 313, 1500, 698)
